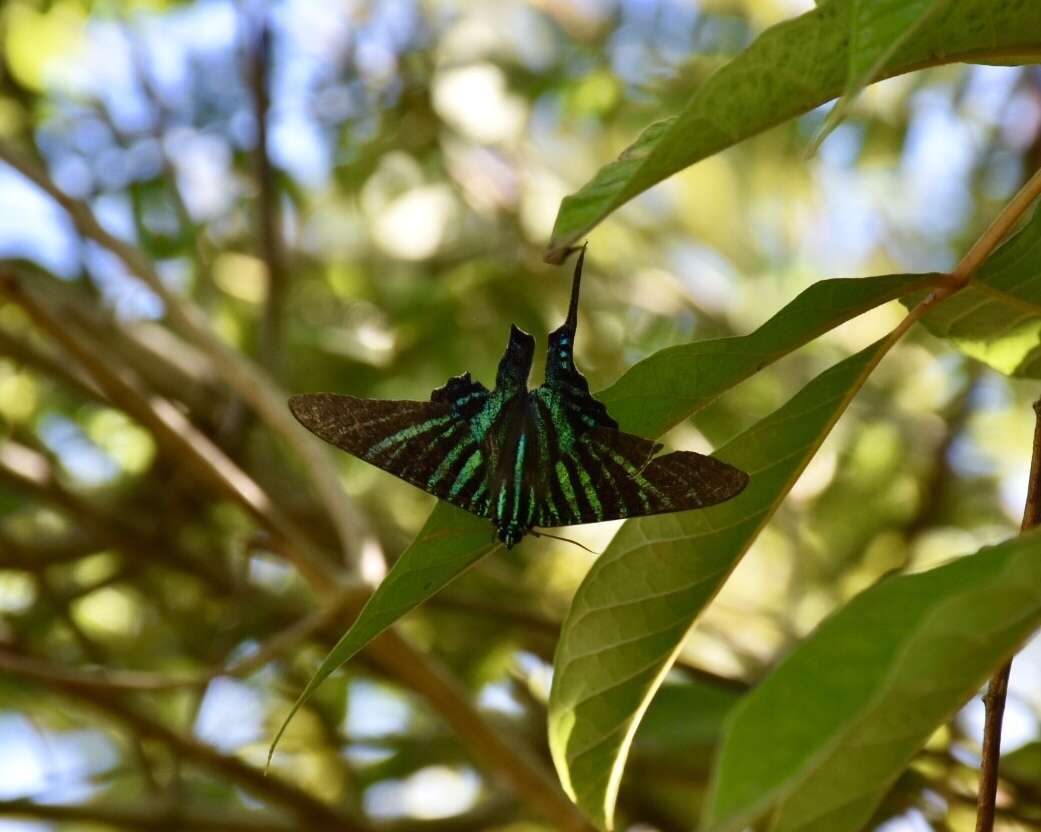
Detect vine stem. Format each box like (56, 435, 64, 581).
(974, 397, 1041, 832)
(952, 163, 1041, 832)
(869, 162, 1041, 832)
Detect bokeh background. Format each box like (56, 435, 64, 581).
(1, 1, 1041, 830)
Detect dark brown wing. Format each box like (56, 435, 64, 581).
(534, 425, 748, 528)
(289, 393, 492, 518)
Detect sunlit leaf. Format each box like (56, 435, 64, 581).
(911, 208, 1041, 377)
(544, 0, 1041, 262)
(270, 273, 941, 760)
(812, 0, 951, 150)
(601, 273, 942, 435)
(266, 503, 496, 765)
(633, 675, 742, 756)
(703, 529, 1041, 832)
(549, 343, 887, 830)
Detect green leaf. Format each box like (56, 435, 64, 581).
(703, 530, 1041, 832)
(544, 0, 1041, 262)
(271, 271, 939, 760)
(266, 503, 495, 765)
(911, 208, 1041, 377)
(602, 273, 942, 435)
(549, 342, 888, 830)
(634, 676, 743, 755)
(812, 0, 951, 150)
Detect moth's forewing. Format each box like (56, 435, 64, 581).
(289, 393, 493, 518)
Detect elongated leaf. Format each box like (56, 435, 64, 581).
(549, 343, 887, 830)
(267, 503, 495, 764)
(634, 676, 742, 756)
(911, 208, 1041, 377)
(703, 530, 1041, 832)
(813, 0, 950, 149)
(271, 272, 940, 758)
(601, 273, 942, 434)
(544, 0, 1041, 262)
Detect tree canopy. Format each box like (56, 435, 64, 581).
(1, 2, 1041, 831)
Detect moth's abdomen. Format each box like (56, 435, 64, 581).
(485, 402, 547, 547)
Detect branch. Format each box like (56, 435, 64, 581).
(0, 149, 589, 828)
(0, 274, 337, 587)
(974, 397, 1041, 832)
(364, 628, 594, 832)
(0, 436, 228, 587)
(0, 260, 229, 419)
(0, 797, 517, 832)
(0, 530, 106, 569)
(0, 799, 296, 832)
(0, 590, 362, 691)
(7, 640, 564, 832)
(0, 441, 586, 829)
(11, 668, 366, 830)
(0, 324, 105, 403)
(0, 141, 377, 575)
(248, 16, 289, 376)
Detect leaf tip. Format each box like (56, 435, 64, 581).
(266, 693, 308, 774)
(543, 241, 570, 265)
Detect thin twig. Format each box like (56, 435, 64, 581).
(0, 591, 359, 691)
(0, 436, 228, 587)
(0, 324, 105, 403)
(365, 627, 595, 832)
(248, 16, 288, 376)
(31, 678, 366, 830)
(0, 262, 223, 417)
(0, 796, 521, 832)
(0, 300, 590, 831)
(0, 274, 336, 587)
(953, 170, 1041, 283)
(0, 799, 297, 832)
(0, 141, 376, 575)
(975, 397, 1041, 832)
(0, 530, 106, 569)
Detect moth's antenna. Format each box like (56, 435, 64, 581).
(531, 529, 600, 555)
(563, 242, 587, 333)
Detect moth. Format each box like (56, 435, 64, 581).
(290, 248, 749, 548)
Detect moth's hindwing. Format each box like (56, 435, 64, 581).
(534, 425, 749, 528)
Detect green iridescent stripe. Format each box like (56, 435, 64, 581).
(511, 434, 527, 526)
(366, 414, 452, 459)
(529, 403, 556, 526)
(392, 421, 462, 470)
(592, 440, 661, 512)
(471, 481, 488, 514)
(496, 482, 508, 521)
(428, 437, 474, 490)
(572, 456, 603, 521)
(584, 442, 623, 517)
(555, 460, 581, 519)
(448, 448, 483, 499)
(469, 390, 509, 442)
(534, 389, 576, 451)
(453, 390, 486, 408)
(529, 398, 552, 469)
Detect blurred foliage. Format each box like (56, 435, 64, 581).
(0, 1, 1039, 831)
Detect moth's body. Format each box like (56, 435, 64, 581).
(290, 249, 748, 549)
(482, 387, 601, 548)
